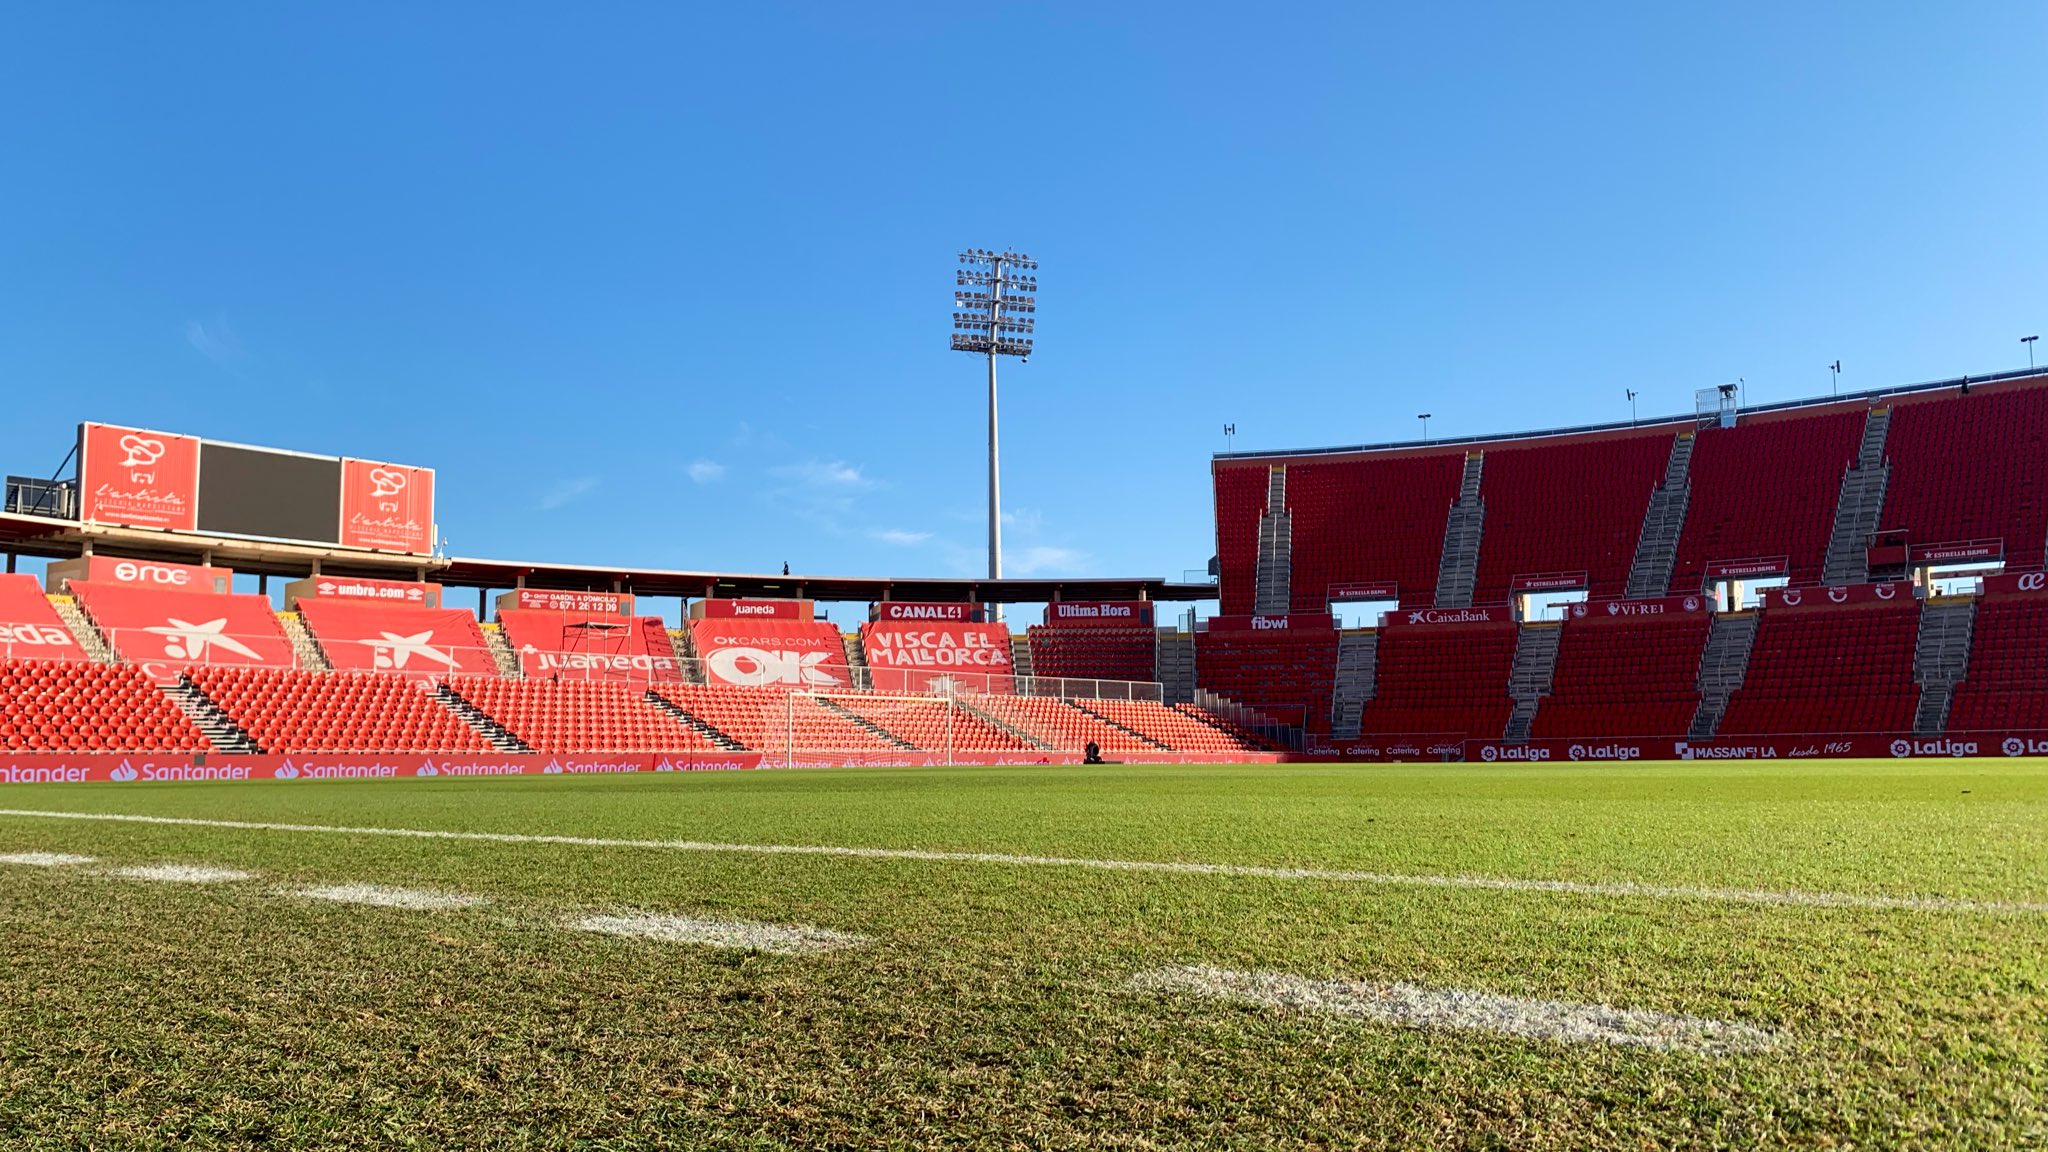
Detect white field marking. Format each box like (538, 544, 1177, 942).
(1131, 966, 1776, 1056)
(0, 808, 2040, 916)
(109, 863, 256, 884)
(294, 884, 489, 912)
(0, 851, 96, 867)
(570, 912, 868, 955)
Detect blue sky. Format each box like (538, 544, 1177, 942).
(3, 3, 2044, 613)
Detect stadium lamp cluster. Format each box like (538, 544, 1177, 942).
(950, 248, 1037, 357)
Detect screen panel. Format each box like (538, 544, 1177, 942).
(195, 443, 343, 542)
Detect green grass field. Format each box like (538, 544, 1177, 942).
(1, 761, 2044, 1149)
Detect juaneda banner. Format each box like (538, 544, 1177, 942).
(1379, 605, 1507, 628)
(1326, 582, 1399, 602)
(0, 573, 86, 662)
(340, 459, 435, 554)
(878, 602, 980, 623)
(1761, 582, 1911, 610)
(690, 619, 850, 688)
(1510, 571, 1588, 593)
(1566, 594, 1708, 620)
(1044, 601, 1154, 627)
(78, 423, 202, 531)
(0, 752, 760, 785)
(1704, 557, 1789, 580)
(284, 575, 442, 608)
(860, 622, 1015, 693)
(46, 556, 232, 595)
(1982, 571, 2048, 596)
(1204, 613, 1336, 632)
(501, 589, 634, 616)
(695, 598, 813, 621)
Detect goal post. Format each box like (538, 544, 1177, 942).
(786, 689, 962, 768)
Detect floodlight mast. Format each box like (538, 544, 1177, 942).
(952, 249, 1037, 608)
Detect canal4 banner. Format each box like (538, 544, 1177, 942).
(860, 622, 1015, 694)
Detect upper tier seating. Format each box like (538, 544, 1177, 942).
(1717, 601, 1920, 735)
(190, 666, 489, 753)
(1354, 623, 1517, 738)
(689, 619, 856, 691)
(0, 659, 209, 752)
(72, 581, 295, 678)
(1883, 385, 2048, 566)
(1213, 465, 1270, 616)
(1025, 625, 1155, 684)
(1085, 697, 1267, 753)
(497, 609, 681, 683)
(1195, 628, 1340, 733)
(1670, 410, 1865, 592)
(450, 676, 712, 752)
(829, 694, 1032, 753)
(1946, 595, 2048, 731)
(1530, 612, 1710, 739)
(968, 694, 1155, 752)
(1472, 433, 1674, 604)
(0, 574, 89, 663)
(653, 683, 900, 757)
(1284, 454, 1464, 612)
(296, 600, 499, 680)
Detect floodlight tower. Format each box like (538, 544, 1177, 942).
(952, 249, 1037, 598)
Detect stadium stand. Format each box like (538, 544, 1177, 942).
(1194, 627, 1340, 732)
(968, 694, 1153, 752)
(1353, 622, 1518, 739)
(189, 666, 491, 753)
(71, 581, 295, 676)
(296, 600, 499, 679)
(653, 683, 898, 756)
(1083, 697, 1266, 753)
(690, 619, 855, 690)
(450, 676, 712, 752)
(1945, 593, 2048, 731)
(1716, 600, 1921, 735)
(1472, 433, 1674, 605)
(828, 694, 1034, 752)
(1, 659, 210, 752)
(1281, 454, 1464, 612)
(1882, 385, 2048, 566)
(1529, 611, 1711, 738)
(1213, 464, 1270, 616)
(1024, 624, 1155, 684)
(0, 574, 89, 662)
(1669, 408, 1866, 592)
(497, 609, 680, 682)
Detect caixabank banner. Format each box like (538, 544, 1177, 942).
(859, 622, 1015, 693)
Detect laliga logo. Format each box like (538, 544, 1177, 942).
(706, 646, 841, 686)
(2004, 738, 2026, 757)
(368, 467, 408, 498)
(110, 763, 139, 782)
(1890, 739, 1913, 758)
(118, 433, 166, 467)
(1479, 745, 1498, 762)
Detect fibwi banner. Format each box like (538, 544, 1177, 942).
(695, 598, 813, 621)
(1761, 582, 1912, 610)
(690, 619, 850, 688)
(1043, 601, 1154, 627)
(1204, 613, 1337, 632)
(1378, 606, 1505, 628)
(78, 422, 203, 531)
(340, 458, 435, 554)
(284, 575, 442, 609)
(878, 602, 980, 623)
(1566, 594, 1708, 620)
(860, 622, 1014, 693)
(46, 556, 232, 595)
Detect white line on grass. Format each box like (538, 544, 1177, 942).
(0, 808, 2039, 915)
(109, 863, 256, 884)
(295, 884, 489, 911)
(0, 851, 96, 867)
(570, 911, 868, 954)
(1131, 965, 1776, 1055)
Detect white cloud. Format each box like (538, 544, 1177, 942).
(1006, 545, 1089, 576)
(872, 529, 932, 546)
(687, 459, 726, 484)
(768, 459, 873, 489)
(183, 317, 246, 365)
(537, 476, 600, 511)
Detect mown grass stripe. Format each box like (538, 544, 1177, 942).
(2, 807, 2041, 915)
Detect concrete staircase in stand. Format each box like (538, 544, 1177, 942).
(1821, 408, 1892, 586)
(817, 696, 915, 749)
(1329, 630, 1378, 738)
(957, 699, 1053, 750)
(48, 596, 114, 662)
(1154, 631, 1197, 705)
(841, 633, 872, 690)
(1688, 612, 1760, 738)
(432, 683, 532, 753)
(1625, 433, 1694, 598)
(480, 624, 523, 679)
(1434, 454, 1487, 609)
(644, 692, 748, 751)
(1502, 622, 1562, 741)
(1010, 635, 1034, 681)
(277, 611, 331, 671)
(670, 628, 707, 684)
(1912, 599, 1977, 736)
(1252, 466, 1293, 615)
(162, 679, 260, 754)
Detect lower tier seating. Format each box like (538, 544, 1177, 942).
(968, 694, 1155, 752)
(0, 659, 210, 752)
(1195, 629, 1340, 733)
(190, 666, 490, 754)
(451, 676, 714, 752)
(828, 694, 1033, 753)
(1946, 596, 2048, 731)
(654, 683, 898, 756)
(1085, 698, 1268, 753)
(1530, 613, 1710, 738)
(1718, 602, 1920, 735)
(1355, 624, 1517, 739)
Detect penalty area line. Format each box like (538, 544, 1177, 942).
(0, 807, 2040, 916)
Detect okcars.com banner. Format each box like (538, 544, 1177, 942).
(690, 620, 852, 688)
(0, 752, 762, 784)
(860, 622, 1015, 693)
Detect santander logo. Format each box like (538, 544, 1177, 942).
(110, 763, 139, 782)
(118, 434, 166, 467)
(369, 467, 408, 498)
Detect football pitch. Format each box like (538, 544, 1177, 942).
(0, 762, 2043, 1149)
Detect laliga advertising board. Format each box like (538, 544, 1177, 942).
(860, 622, 1014, 694)
(689, 620, 853, 688)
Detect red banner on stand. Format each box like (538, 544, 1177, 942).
(1043, 601, 1154, 627)
(1378, 606, 1507, 628)
(0, 751, 759, 785)
(1981, 571, 2048, 597)
(690, 619, 850, 688)
(1204, 613, 1336, 632)
(1510, 571, 1588, 593)
(286, 575, 441, 608)
(860, 622, 1015, 694)
(46, 556, 231, 595)
(1565, 594, 1708, 620)
(0, 574, 87, 662)
(1326, 582, 1399, 602)
(1910, 539, 2004, 565)
(878, 602, 980, 623)
(1704, 557, 1789, 580)
(1761, 582, 1912, 610)
(499, 609, 677, 682)
(78, 423, 202, 531)
(339, 459, 435, 554)
(696, 598, 812, 621)
(501, 589, 633, 616)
